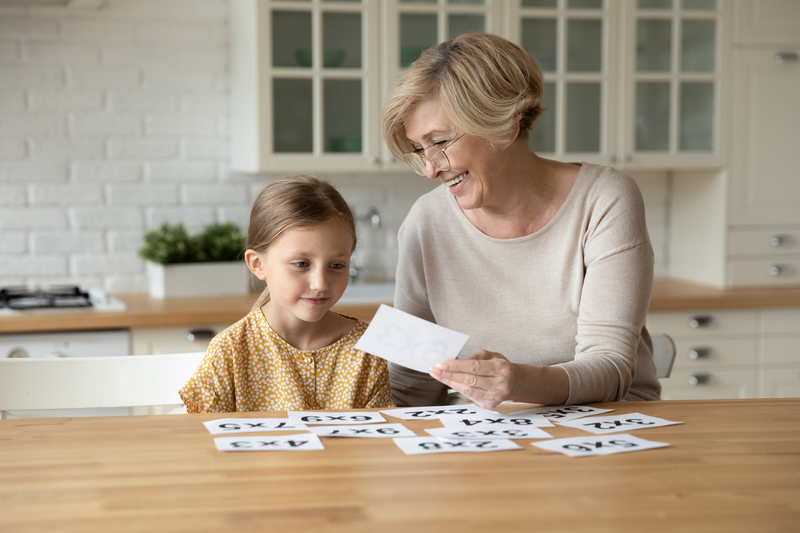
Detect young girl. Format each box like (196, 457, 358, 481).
(179, 175, 394, 412)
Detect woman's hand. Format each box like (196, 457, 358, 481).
(428, 349, 521, 410)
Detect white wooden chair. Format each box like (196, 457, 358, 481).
(0, 352, 204, 419)
(651, 333, 676, 379)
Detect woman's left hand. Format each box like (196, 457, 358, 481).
(428, 349, 521, 410)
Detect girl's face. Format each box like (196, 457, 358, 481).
(403, 99, 503, 212)
(246, 218, 353, 326)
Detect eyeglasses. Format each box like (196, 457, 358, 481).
(402, 134, 465, 176)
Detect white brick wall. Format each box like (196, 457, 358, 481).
(0, 0, 670, 293)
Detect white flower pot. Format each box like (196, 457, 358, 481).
(146, 261, 252, 299)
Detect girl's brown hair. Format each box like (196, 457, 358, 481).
(382, 32, 546, 158)
(247, 175, 357, 311)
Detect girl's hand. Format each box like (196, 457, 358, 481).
(428, 350, 521, 410)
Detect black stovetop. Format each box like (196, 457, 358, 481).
(0, 286, 93, 311)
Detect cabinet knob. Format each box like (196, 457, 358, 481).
(688, 372, 712, 386)
(609, 155, 617, 164)
(775, 52, 799, 64)
(387, 155, 395, 164)
(369, 156, 379, 165)
(7, 348, 29, 358)
(186, 328, 215, 342)
(688, 347, 713, 360)
(769, 265, 782, 276)
(623, 154, 632, 163)
(770, 236, 783, 247)
(688, 315, 714, 328)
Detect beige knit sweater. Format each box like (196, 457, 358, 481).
(390, 163, 660, 406)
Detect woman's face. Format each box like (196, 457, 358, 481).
(403, 100, 502, 212)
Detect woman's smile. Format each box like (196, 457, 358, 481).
(444, 172, 467, 188)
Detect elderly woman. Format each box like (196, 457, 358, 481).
(381, 33, 660, 409)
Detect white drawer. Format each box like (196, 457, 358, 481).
(760, 307, 800, 334)
(729, 228, 800, 256)
(728, 258, 800, 287)
(660, 368, 757, 400)
(760, 337, 800, 365)
(759, 366, 800, 398)
(672, 338, 757, 370)
(647, 309, 758, 338)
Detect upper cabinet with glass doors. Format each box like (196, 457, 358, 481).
(231, 0, 503, 174)
(231, 0, 381, 173)
(231, 0, 725, 174)
(507, 0, 725, 170)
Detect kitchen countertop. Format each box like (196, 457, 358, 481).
(2, 279, 800, 334)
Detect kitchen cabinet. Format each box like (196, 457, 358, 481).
(231, 0, 726, 174)
(130, 326, 226, 355)
(647, 306, 800, 399)
(231, 0, 503, 174)
(510, 0, 726, 169)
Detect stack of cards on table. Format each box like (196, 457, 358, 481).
(206, 403, 680, 457)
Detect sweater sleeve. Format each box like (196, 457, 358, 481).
(558, 173, 655, 404)
(389, 198, 450, 407)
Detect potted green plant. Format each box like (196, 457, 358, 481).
(139, 222, 251, 299)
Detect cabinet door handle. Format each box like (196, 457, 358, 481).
(769, 265, 782, 276)
(369, 156, 379, 165)
(688, 347, 714, 360)
(688, 315, 714, 328)
(186, 328, 215, 342)
(770, 236, 783, 247)
(688, 372, 712, 386)
(774, 52, 799, 64)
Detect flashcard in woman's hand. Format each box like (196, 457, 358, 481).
(354, 304, 469, 373)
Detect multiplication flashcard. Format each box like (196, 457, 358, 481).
(214, 433, 325, 452)
(557, 413, 682, 434)
(532, 434, 669, 457)
(203, 418, 306, 435)
(425, 426, 553, 440)
(287, 411, 386, 425)
(381, 405, 496, 421)
(308, 423, 416, 438)
(394, 436, 522, 455)
(510, 405, 614, 422)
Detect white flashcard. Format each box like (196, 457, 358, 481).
(437, 413, 554, 429)
(203, 418, 306, 435)
(381, 404, 497, 421)
(510, 405, 614, 422)
(287, 411, 386, 425)
(557, 413, 683, 434)
(214, 433, 324, 452)
(532, 433, 669, 457)
(393, 436, 522, 455)
(354, 305, 469, 373)
(425, 426, 553, 440)
(308, 423, 417, 438)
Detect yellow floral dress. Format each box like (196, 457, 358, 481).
(179, 310, 393, 413)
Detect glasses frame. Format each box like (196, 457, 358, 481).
(402, 134, 465, 176)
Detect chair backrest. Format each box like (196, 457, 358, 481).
(651, 333, 676, 379)
(0, 352, 204, 418)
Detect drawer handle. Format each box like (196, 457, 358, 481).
(688, 373, 712, 386)
(688, 347, 713, 360)
(769, 265, 782, 276)
(186, 328, 215, 342)
(775, 52, 799, 64)
(688, 316, 714, 328)
(770, 236, 784, 247)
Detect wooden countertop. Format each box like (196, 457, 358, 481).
(2, 279, 800, 334)
(2, 399, 799, 532)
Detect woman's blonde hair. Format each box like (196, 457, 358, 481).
(382, 32, 545, 158)
(247, 175, 357, 311)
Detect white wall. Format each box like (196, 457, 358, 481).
(0, 0, 669, 292)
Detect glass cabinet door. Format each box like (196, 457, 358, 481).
(257, 0, 380, 172)
(626, 0, 722, 166)
(511, 0, 615, 165)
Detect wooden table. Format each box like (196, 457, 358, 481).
(2, 399, 798, 532)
